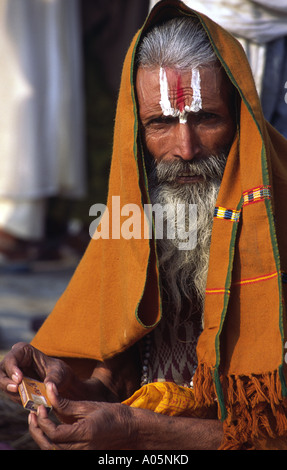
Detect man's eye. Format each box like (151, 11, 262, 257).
(197, 112, 217, 121)
(147, 116, 176, 126)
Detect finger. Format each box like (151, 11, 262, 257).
(43, 364, 66, 387)
(1, 375, 21, 394)
(34, 405, 85, 448)
(0, 347, 25, 393)
(44, 383, 78, 424)
(6, 342, 41, 378)
(41, 358, 75, 396)
(45, 382, 59, 408)
(3, 349, 24, 380)
(45, 383, 98, 423)
(28, 409, 60, 450)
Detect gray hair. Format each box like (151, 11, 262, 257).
(137, 17, 217, 70)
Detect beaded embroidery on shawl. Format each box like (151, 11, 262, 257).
(141, 314, 202, 387)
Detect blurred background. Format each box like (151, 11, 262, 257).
(0, 0, 149, 450)
(0, 0, 286, 450)
(0, 0, 149, 355)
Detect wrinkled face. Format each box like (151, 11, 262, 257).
(136, 65, 236, 184)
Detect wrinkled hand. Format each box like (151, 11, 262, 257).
(0, 342, 75, 401)
(28, 383, 136, 450)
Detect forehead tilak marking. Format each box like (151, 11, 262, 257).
(159, 67, 173, 116)
(176, 74, 185, 113)
(159, 67, 202, 124)
(187, 69, 202, 113)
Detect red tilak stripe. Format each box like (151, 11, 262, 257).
(176, 74, 185, 112)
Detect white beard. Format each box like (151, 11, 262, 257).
(148, 154, 227, 326)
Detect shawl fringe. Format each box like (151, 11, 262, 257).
(193, 363, 287, 449)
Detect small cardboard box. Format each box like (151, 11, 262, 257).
(18, 377, 52, 412)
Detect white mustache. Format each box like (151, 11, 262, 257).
(148, 153, 227, 185)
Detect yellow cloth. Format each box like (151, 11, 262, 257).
(31, 0, 287, 449)
(122, 382, 216, 419)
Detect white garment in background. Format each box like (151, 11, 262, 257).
(149, 0, 287, 43)
(149, 0, 287, 95)
(0, 0, 85, 200)
(0, 199, 45, 240)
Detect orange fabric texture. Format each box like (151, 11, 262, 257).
(31, 0, 287, 449)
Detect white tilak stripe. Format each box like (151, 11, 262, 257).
(159, 67, 175, 116)
(184, 68, 202, 114)
(190, 68, 202, 112)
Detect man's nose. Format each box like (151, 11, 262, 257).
(173, 122, 200, 161)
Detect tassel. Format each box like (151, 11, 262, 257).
(195, 364, 287, 449)
(193, 362, 216, 406)
(223, 371, 287, 448)
(235, 375, 249, 406)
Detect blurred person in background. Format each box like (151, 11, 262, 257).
(150, 0, 287, 138)
(0, 0, 85, 271)
(78, 0, 149, 236)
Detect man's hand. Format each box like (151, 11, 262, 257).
(28, 383, 136, 450)
(0, 342, 139, 407)
(0, 342, 75, 401)
(28, 382, 223, 450)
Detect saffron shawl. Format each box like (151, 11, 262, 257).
(32, 0, 287, 449)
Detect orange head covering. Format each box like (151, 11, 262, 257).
(32, 0, 287, 449)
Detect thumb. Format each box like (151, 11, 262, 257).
(43, 359, 76, 396)
(45, 382, 89, 424)
(45, 382, 60, 407)
(43, 364, 68, 390)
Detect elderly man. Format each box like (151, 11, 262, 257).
(1, 0, 287, 450)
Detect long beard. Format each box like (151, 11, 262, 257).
(148, 153, 227, 326)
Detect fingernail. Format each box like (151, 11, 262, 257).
(28, 412, 36, 424)
(46, 382, 58, 396)
(37, 405, 47, 417)
(12, 373, 19, 382)
(7, 383, 17, 393)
